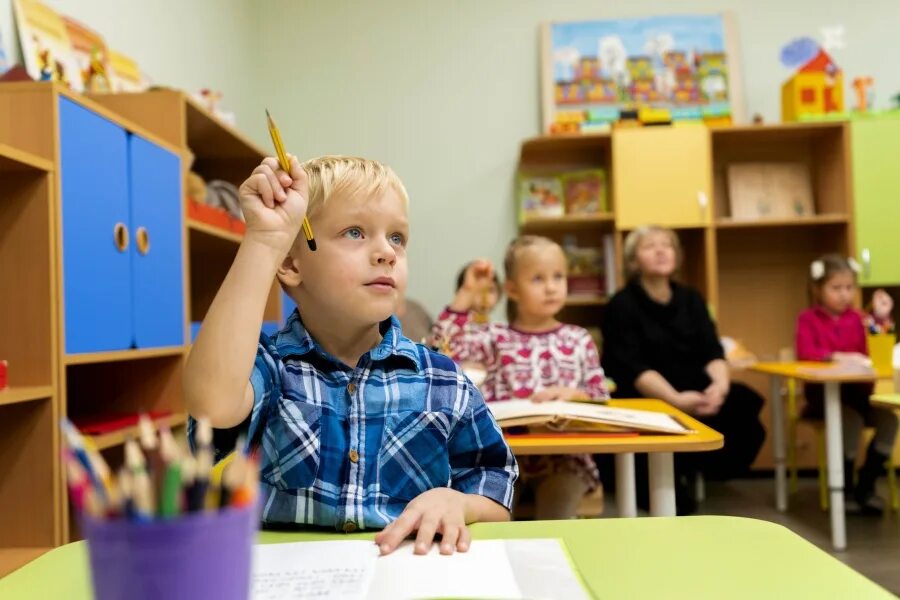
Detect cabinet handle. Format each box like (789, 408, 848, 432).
(697, 191, 708, 209)
(861, 248, 871, 279)
(113, 222, 129, 252)
(136, 226, 150, 256)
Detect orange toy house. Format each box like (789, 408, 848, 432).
(781, 49, 844, 121)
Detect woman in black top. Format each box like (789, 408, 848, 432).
(601, 226, 765, 512)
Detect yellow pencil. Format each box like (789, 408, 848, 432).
(266, 109, 316, 251)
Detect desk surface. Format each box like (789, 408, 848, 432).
(751, 361, 880, 383)
(0, 517, 891, 599)
(505, 399, 723, 455)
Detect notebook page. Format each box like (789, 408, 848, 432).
(252, 540, 378, 600)
(367, 539, 523, 600)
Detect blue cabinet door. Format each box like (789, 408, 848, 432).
(129, 134, 185, 348)
(59, 98, 132, 354)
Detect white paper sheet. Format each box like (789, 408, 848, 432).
(251, 540, 378, 600)
(366, 539, 522, 600)
(251, 538, 588, 600)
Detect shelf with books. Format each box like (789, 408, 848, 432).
(521, 213, 615, 232)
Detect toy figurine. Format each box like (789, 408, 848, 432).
(852, 76, 874, 112)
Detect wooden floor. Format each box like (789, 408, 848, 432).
(603, 477, 900, 594)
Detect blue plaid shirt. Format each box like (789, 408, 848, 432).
(189, 312, 517, 531)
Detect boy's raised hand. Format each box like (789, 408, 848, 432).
(238, 155, 309, 253)
(374, 488, 471, 556)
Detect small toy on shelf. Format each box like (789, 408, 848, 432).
(85, 47, 110, 93)
(852, 76, 874, 112)
(193, 89, 236, 125)
(0, 360, 7, 391)
(780, 37, 844, 121)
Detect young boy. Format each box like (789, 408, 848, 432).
(184, 155, 517, 555)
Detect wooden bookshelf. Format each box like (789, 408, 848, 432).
(521, 213, 615, 232)
(0, 83, 283, 556)
(518, 121, 860, 470)
(715, 214, 849, 229)
(88, 413, 187, 451)
(0, 110, 59, 553)
(0, 386, 54, 407)
(188, 219, 243, 244)
(0, 143, 53, 172)
(89, 90, 280, 330)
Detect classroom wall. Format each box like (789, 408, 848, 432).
(253, 0, 900, 318)
(2, 0, 899, 319)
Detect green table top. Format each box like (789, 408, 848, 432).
(0, 516, 892, 599)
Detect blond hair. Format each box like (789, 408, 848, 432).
(623, 225, 682, 279)
(503, 235, 564, 280)
(302, 155, 409, 217)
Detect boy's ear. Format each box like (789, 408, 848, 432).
(276, 253, 303, 288)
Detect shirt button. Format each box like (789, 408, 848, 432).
(348, 449, 360, 463)
(348, 382, 357, 394)
(343, 521, 357, 533)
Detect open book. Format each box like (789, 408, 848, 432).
(252, 538, 591, 600)
(487, 400, 691, 434)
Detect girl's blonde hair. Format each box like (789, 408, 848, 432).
(301, 155, 409, 216)
(503, 235, 565, 322)
(503, 235, 564, 280)
(622, 225, 682, 280)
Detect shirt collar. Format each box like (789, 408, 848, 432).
(812, 305, 856, 321)
(273, 310, 421, 370)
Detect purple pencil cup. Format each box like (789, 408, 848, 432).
(80, 504, 258, 600)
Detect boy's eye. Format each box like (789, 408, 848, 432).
(389, 232, 406, 246)
(343, 228, 363, 240)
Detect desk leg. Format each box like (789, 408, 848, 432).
(770, 375, 788, 512)
(615, 453, 637, 517)
(824, 381, 847, 551)
(648, 452, 676, 516)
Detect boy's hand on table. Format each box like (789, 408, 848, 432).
(374, 488, 471, 556)
(238, 155, 309, 254)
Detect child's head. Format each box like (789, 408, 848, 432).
(456, 262, 502, 314)
(278, 156, 410, 328)
(503, 235, 567, 322)
(810, 254, 860, 315)
(623, 225, 680, 280)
